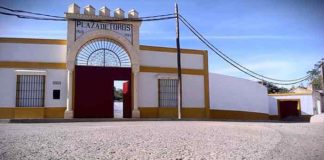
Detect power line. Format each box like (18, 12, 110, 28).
(135, 13, 175, 19)
(0, 11, 65, 21)
(180, 16, 318, 85)
(0, 6, 64, 18)
(180, 15, 309, 82)
(180, 17, 312, 85)
(179, 15, 314, 85)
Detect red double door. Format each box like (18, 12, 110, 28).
(74, 66, 132, 118)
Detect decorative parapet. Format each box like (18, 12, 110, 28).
(65, 3, 139, 20)
(99, 6, 110, 17)
(84, 5, 95, 15)
(114, 8, 125, 18)
(128, 9, 139, 18)
(68, 3, 80, 14)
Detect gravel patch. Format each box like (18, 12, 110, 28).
(0, 121, 323, 160)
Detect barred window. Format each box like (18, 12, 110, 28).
(158, 79, 178, 107)
(16, 75, 45, 107)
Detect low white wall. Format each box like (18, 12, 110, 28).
(269, 95, 314, 115)
(0, 43, 66, 63)
(209, 73, 269, 114)
(138, 72, 204, 108)
(139, 50, 204, 69)
(0, 68, 67, 108)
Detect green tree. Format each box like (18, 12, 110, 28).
(258, 81, 289, 94)
(114, 87, 123, 101)
(307, 61, 323, 90)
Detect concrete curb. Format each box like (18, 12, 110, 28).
(0, 118, 309, 124)
(0, 119, 10, 123)
(8, 118, 178, 123)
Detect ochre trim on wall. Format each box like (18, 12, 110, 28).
(0, 61, 67, 69)
(139, 107, 206, 118)
(0, 37, 67, 45)
(209, 109, 269, 120)
(45, 107, 66, 118)
(270, 115, 311, 121)
(140, 45, 206, 55)
(269, 115, 280, 120)
(203, 50, 210, 118)
(182, 108, 206, 118)
(0, 38, 208, 53)
(139, 107, 158, 118)
(140, 66, 205, 75)
(158, 107, 178, 118)
(269, 93, 312, 96)
(0, 108, 14, 119)
(0, 107, 65, 119)
(14, 107, 45, 119)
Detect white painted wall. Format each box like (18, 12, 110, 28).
(44, 69, 67, 107)
(0, 43, 66, 63)
(209, 73, 269, 114)
(138, 72, 204, 108)
(0, 68, 67, 108)
(182, 75, 204, 108)
(269, 95, 314, 115)
(139, 50, 204, 69)
(0, 69, 16, 107)
(138, 72, 158, 107)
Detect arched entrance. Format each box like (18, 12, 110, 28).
(74, 38, 132, 118)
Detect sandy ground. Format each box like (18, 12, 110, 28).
(0, 121, 324, 160)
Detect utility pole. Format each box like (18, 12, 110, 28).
(321, 59, 324, 95)
(175, 3, 182, 119)
(320, 59, 324, 114)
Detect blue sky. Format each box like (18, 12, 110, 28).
(0, 0, 323, 88)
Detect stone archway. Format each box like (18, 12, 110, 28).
(67, 30, 139, 71)
(64, 30, 140, 118)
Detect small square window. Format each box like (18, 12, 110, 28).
(53, 90, 60, 99)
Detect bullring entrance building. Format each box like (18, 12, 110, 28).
(0, 4, 321, 120)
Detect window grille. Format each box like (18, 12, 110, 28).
(16, 75, 45, 107)
(158, 79, 178, 107)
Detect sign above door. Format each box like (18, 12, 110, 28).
(75, 20, 133, 43)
